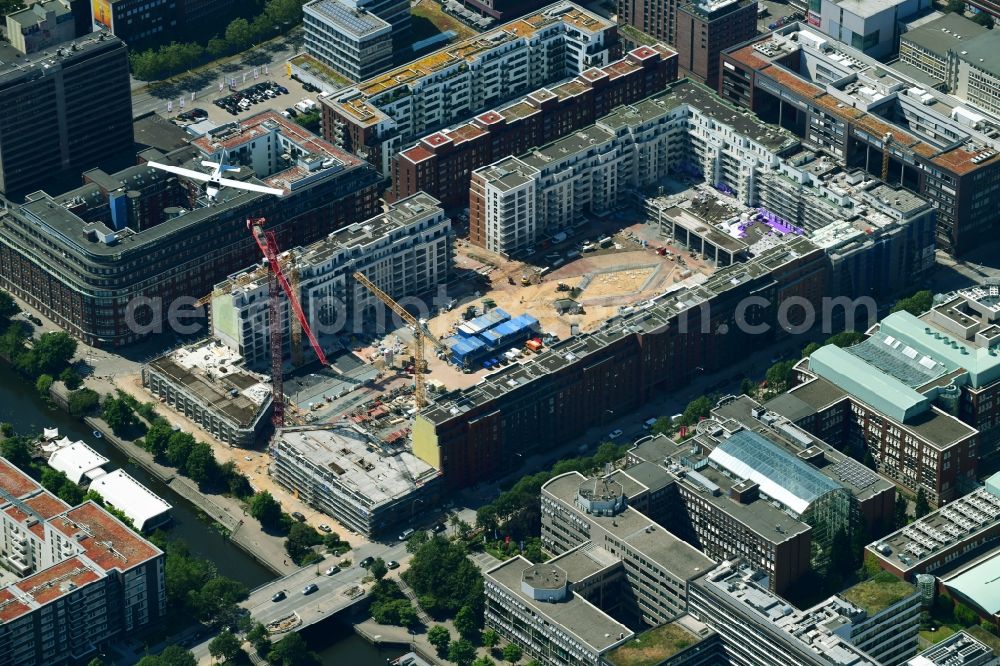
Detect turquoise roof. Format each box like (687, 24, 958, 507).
(809, 345, 930, 423)
(879, 312, 1000, 388)
(945, 552, 1000, 614)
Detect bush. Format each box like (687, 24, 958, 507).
(36, 374, 53, 397)
(68, 388, 100, 416)
(59, 367, 83, 389)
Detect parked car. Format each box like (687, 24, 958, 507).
(387, 560, 400, 570)
(607, 429, 623, 440)
(398, 528, 415, 541)
(432, 523, 447, 533)
(318, 524, 332, 533)
(302, 583, 318, 595)
(360, 556, 375, 568)
(292, 511, 306, 522)
(271, 591, 286, 602)
(324, 566, 340, 576)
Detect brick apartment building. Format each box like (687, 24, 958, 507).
(719, 25, 1000, 255)
(389, 44, 678, 207)
(675, 0, 757, 89)
(412, 235, 829, 488)
(0, 113, 381, 347)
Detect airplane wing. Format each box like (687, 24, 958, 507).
(148, 162, 211, 182)
(217, 177, 285, 197)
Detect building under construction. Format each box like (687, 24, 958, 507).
(0, 112, 381, 347)
(270, 425, 441, 536)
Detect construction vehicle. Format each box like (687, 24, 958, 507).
(556, 282, 571, 292)
(352, 271, 448, 408)
(248, 218, 329, 427)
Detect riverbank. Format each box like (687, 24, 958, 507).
(47, 381, 299, 577)
(354, 620, 443, 665)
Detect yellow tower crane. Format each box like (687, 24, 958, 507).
(352, 271, 449, 408)
(882, 132, 893, 183)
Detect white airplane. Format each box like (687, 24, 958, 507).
(146, 154, 285, 200)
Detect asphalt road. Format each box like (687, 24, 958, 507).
(130, 30, 306, 118)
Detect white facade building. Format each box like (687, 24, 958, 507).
(304, 0, 394, 81)
(211, 192, 451, 367)
(809, 0, 931, 58)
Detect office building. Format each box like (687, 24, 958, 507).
(0, 32, 133, 200)
(675, 0, 757, 89)
(0, 112, 381, 347)
(271, 426, 441, 536)
(541, 470, 716, 626)
(866, 472, 1000, 580)
(209, 192, 451, 367)
(5, 0, 76, 54)
(899, 13, 1000, 117)
(390, 44, 679, 207)
(806, 0, 931, 58)
(143, 341, 273, 447)
(91, 0, 237, 43)
(689, 561, 919, 666)
(321, 2, 619, 175)
(469, 78, 799, 255)
(0, 458, 166, 666)
(625, 394, 897, 595)
(908, 629, 1000, 666)
(618, 0, 682, 45)
(303, 0, 395, 81)
(720, 25, 1000, 255)
(412, 235, 829, 488)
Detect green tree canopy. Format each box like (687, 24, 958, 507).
(916, 487, 931, 518)
(825, 330, 865, 348)
(428, 625, 451, 654)
(36, 374, 53, 397)
(267, 632, 321, 666)
(209, 630, 243, 662)
(250, 491, 285, 532)
(0, 290, 18, 325)
(891, 290, 934, 317)
(166, 431, 196, 471)
(68, 388, 100, 416)
(103, 393, 137, 436)
(449, 638, 477, 665)
(503, 643, 523, 664)
(29, 331, 77, 376)
(137, 645, 197, 666)
(454, 604, 482, 642)
(369, 556, 388, 580)
(185, 441, 220, 486)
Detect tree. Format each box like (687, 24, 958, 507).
(801, 342, 820, 358)
(267, 632, 321, 666)
(284, 522, 322, 563)
(403, 536, 483, 616)
(207, 37, 230, 58)
(185, 441, 219, 485)
(68, 388, 100, 416)
(428, 625, 451, 654)
(36, 373, 53, 397)
(103, 393, 137, 436)
(739, 377, 756, 396)
(946, 0, 966, 12)
(482, 629, 500, 650)
(891, 290, 934, 317)
(973, 10, 995, 27)
(525, 661, 543, 666)
(137, 645, 197, 666)
(502, 643, 523, 664)
(0, 435, 32, 469)
(225, 18, 253, 50)
(369, 556, 388, 580)
(29, 331, 77, 375)
(166, 431, 196, 471)
(894, 494, 909, 528)
(59, 367, 82, 389)
(193, 576, 249, 627)
(449, 639, 477, 666)
(144, 421, 174, 458)
(406, 529, 429, 553)
(209, 630, 243, 662)
(679, 395, 714, 426)
(955, 602, 979, 627)
(0, 290, 18, 325)
(473, 659, 496, 666)
(915, 487, 931, 518)
(650, 416, 673, 436)
(825, 330, 865, 348)
(765, 360, 796, 391)
(248, 623, 272, 656)
(454, 604, 482, 641)
(87, 659, 105, 666)
(250, 491, 284, 532)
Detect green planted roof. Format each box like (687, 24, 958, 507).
(840, 575, 916, 616)
(605, 623, 699, 666)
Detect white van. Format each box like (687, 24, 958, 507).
(643, 418, 658, 430)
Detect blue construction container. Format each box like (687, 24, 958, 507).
(457, 308, 510, 337)
(449, 336, 487, 365)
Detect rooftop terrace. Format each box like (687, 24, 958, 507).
(604, 621, 703, 666)
(839, 575, 916, 615)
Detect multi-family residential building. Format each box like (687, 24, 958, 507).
(806, 0, 931, 58)
(899, 13, 1000, 117)
(675, 0, 757, 89)
(625, 394, 897, 595)
(4, 0, 76, 54)
(270, 426, 441, 536)
(209, 192, 451, 367)
(303, 0, 394, 81)
(469, 78, 799, 255)
(689, 561, 920, 666)
(866, 472, 1000, 580)
(390, 44, 679, 207)
(0, 32, 133, 200)
(0, 458, 166, 666)
(0, 112, 382, 347)
(320, 2, 619, 175)
(142, 341, 272, 447)
(720, 25, 1000, 255)
(413, 235, 829, 488)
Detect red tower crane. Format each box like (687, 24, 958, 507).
(247, 218, 329, 428)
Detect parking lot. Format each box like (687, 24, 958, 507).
(211, 80, 294, 117)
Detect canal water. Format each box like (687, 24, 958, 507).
(0, 362, 398, 664)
